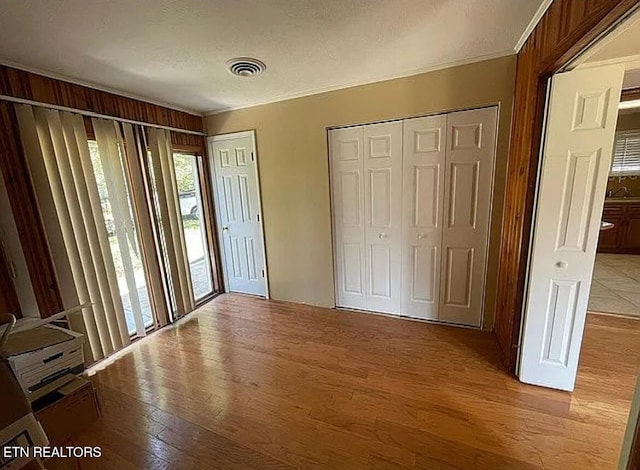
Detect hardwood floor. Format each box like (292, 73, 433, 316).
(73, 294, 640, 469)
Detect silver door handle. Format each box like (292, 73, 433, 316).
(417, 233, 427, 239)
(378, 233, 388, 239)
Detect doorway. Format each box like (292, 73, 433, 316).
(208, 131, 268, 297)
(519, 8, 640, 392)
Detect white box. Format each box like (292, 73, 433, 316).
(4, 325, 85, 402)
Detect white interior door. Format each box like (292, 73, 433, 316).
(519, 65, 624, 391)
(329, 126, 366, 310)
(209, 132, 267, 297)
(439, 107, 497, 326)
(363, 121, 403, 314)
(401, 114, 446, 319)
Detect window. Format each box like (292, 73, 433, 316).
(89, 140, 154, 336)
(173, 152, 214, 301)
(611, 130, 640, 176)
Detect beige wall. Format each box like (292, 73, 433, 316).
(206, 55, 517, 329)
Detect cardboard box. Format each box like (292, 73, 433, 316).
(0, 359, 30, 429)
(33, 378, 100, 446)
(0, 359, 48, 469)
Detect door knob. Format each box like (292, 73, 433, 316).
(417, 233, 427, 239)
(555, 261, 567, 268)
(222, 226, 229, 231)
(378, 233, 388, 239)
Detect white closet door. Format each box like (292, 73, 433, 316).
(439, 107, 497, 326)
(519, 65, 624, 391)
(330, 126, 366, 309)
(401, 115, 446, 319)
(363, 122, 403, 314)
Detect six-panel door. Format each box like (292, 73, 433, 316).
(330, 107, 497, 326)
(210, 135, 267, 297)
(519, 65, 624, 391)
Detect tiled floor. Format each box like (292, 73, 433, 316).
(588, 253, 640, 318)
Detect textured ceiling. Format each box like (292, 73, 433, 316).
(0, 0, 546, 114)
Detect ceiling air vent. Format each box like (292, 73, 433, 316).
(227, 57, 266, 77)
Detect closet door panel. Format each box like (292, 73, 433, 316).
(330, 127, 366, 309)
(401, 115, 446, 319)
(440, 107, 497, 326)
(364, 122, 402, 313)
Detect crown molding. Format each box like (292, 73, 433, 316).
(514, 0, 553, 52)
(205, 49, 515, 116)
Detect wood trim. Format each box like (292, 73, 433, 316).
(629, 413, 640, 470)
(494, 0, 640, 371)
(197, 151, 224, 295)
(0, 101, 63, 317)
(622, 87, 640, 102)
(0, 64, 204, 133)
(171, 132, 206, 155)
(0, 242, 21, 318)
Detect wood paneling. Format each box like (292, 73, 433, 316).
(171, 131, 205, 154)
(630, 415, 640, 470)
(0, 65, 203, 133)
(0, 242, 21, 318)
(0, 101, 62, 317)
(74, 294, 640, 469)
(494, 0, 639, 371)
(622, 87, 640, 102)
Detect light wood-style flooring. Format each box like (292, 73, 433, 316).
(74, 294, 640, 469)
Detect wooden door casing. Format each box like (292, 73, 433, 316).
(0, 243, 21, 318)
(493, 0, 640, 371)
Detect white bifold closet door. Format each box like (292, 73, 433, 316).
(330, 121, 403, 314)
(330, 126, 367, 310)
(331, 107, 497, 326)
(401, 114, 446, 319)
(439, 107, 497, 326)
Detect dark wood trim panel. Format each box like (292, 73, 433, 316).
(629, 412, 640, 470)
(0, 242, 21, 318)
(622, 87, 640, 102)
(0, 64, 204, 133)
(494, 0, 640, 371)
(0, 101, 63, 317)
(171, 132, 206, 154)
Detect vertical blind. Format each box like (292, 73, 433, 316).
(15, 105, 130, 361)
(611, 130, 640, 175)
(147, 128, 195, 316)
(14, 104, 196, 362)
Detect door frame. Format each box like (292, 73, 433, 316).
(494, 0, 640, 372)
(207, 130, 270, 298)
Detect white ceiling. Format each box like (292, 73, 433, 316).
(0, 0, 547, 114)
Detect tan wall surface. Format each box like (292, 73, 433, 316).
(206, 55, 517, 329)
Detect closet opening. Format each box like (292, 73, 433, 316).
(328, 106, 498, 328)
